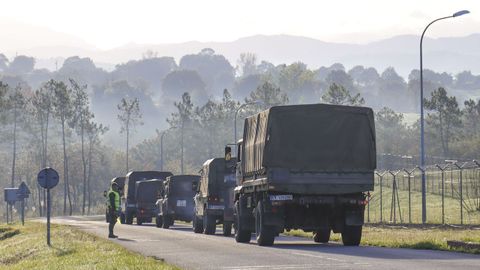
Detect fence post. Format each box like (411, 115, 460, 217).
(388, 170, 403, 224)
(403, 168, 415, 224)
(454, 162, 466, 225)
(375, 172, 386, 223)
(436, 164, 446, 224)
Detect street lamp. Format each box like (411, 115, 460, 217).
(158, 127, 178, 172)
(419, 9, 469, 224)
(234, 101, 265, 155)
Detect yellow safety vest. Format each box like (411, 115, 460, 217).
(107, 190, 120, 211)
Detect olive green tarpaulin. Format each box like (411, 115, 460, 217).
(242, 104, 376, 175)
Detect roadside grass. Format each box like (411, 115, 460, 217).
(0, 222, 180, 270)
(284, 225, 480, 254)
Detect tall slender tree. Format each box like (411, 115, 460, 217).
(86, 121, 108, 214)
(69, 79, 93, 215)
(117, 97, 143, 174)
(8, 84, 27, 188)
(52, 80, 74, 215)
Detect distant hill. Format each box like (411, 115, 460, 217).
(2, 20, 479, 77)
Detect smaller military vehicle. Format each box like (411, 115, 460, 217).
(104, 177, 126, 223)
(135, 179, 165, 225)
(193, 155, 237, 235)
(123, 171, 173, 224)
(156, 175, 200, 228)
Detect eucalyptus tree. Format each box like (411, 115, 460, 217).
(85, 121, 108, 214)
(7, 84, 27, 188)
(52, 80, 74, 215)
(117, 97, 142, 173)
(70, 79, 93, 215)
(30, 80, 55, 216)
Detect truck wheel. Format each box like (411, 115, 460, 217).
(120, 213, 126, 224)
(255, 201, 275, 246)
(156, 216, 163, 228)
(136, 218, 143, 225)
(313, 228, 330, 243)
(193, 215, 203, 233)
(223, 221, 232, 236)
(203, 214, 216, 235)
(162, 215, 171, 229)
(234, 202, 251, 243)
(341, 225, 362, 246)
(125, 213, 133, 225)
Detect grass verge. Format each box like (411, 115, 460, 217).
(284, 225, 480, 254)
(0, 222, 180, 270)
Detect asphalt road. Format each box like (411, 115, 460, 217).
(50, 216, 479, 270)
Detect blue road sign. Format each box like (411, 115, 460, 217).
(37, 168, 59, 189)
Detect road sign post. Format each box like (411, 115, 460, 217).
(37, 168, 59, 246)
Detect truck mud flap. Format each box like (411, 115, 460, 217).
(345, 210, 364, 226)
(263, 212, 284, 228)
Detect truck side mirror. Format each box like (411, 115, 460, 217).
(192, 181, 198, 191)
(103, 190, 107, 197)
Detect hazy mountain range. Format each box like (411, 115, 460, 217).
(2, 19, 479, 77)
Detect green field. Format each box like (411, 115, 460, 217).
(0, 222, 180, 270)
(366, 184, 480, 224)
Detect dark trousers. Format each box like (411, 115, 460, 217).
(108, 211, 118, 235)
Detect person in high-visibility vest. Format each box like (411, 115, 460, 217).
(107, 182, 121, 238)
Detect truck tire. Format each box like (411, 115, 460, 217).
(156, 215, 163, 228)
(234, 201, 251, 243)
(255, 201, 275, 246)
(193, 215, 203, 233)
(313, 228, 330, 243)
(223, 221, 232, 236)
(136, 217, 143, 226)
(120, 213, 126, 224)
(125, 213, 133, 225)
(203, 213, 216, 235)
(341, 225, 362, 246)
(162, 215, 171, 229)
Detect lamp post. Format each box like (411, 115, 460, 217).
(234, 101, 265, 154)
(158, 127, 178, 172)
(419, 10, 469, 224)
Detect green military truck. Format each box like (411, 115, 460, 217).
(156, 175, 200, 228)
(135, 179, 165, 225)
(233, 104, 376, 246)
(123, 171, 173, 224)
(193, 157, 237, 235)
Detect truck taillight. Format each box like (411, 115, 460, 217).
(358, 200, 368, 205)
(208, 195, 219, 202)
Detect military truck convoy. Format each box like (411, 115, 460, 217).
(106, 103, 376, 247)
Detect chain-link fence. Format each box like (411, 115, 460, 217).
(367, 160, 480, 225)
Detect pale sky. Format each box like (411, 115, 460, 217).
(2, 0, 479, 50)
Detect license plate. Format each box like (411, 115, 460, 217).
(208, 205, 225, 210)
(176, 200, 186, 207)
(270, 195, 293, 201)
